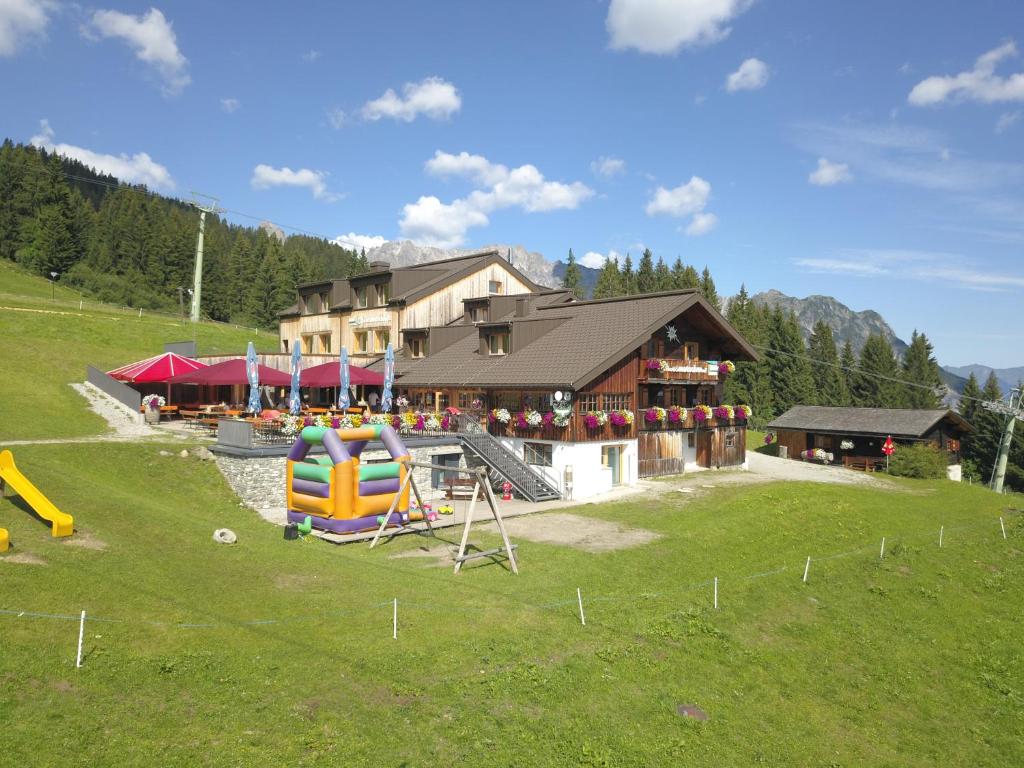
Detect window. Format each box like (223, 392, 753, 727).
(353, 331, 368, 353)
(725, 432, 736, 448)
(302, 335, 314, 354)
(602, 393, 632, 412)
(577, 393, 599, 412)
(524, 442, 552, 467)
(375, 283, 390, 305)
(374, 329, 390, 352)
(320, 292, 330, 312)
(488, 332, 510, 355)
(458, 391, 484, 409)
(667, 388, 685, 407)
(319, 333, 332, 354)
(493, 390, 522, 411)
(355, 286, 368, 308)
(282, 339, 289, 353)
(687, 433, 695, 448)
(431, 453, 462, 489)
(410, 337, 426, 358)
(488, 280, 503, 294)
(468, 305, 486, 323)
(684, 341, 699, 361)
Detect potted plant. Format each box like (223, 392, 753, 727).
(142, 394, 165, 424)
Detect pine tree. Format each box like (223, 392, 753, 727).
(592, 256, 622, 299)
(681, 265, 700, 289)
(670, 257, 687, 289)
(723, 288, 774, 423)
(699, 266, 720, 310)
(620, 254, 636, 295)
(807, 321, 848, 406)
(901, 330, 942, 408)
(765, 308, 815, 414)
(839, 340, 858, 404)
(654, 257, 673, 291)
(854, 334, 906, 408)
(636, 248, 656, 294)
(561, 248, 583, 299)
(963, 372, 1007, 485)
(959, 372, 982, 425)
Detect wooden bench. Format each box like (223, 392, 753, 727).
(446, 478, 485, 500)
(843, 455, 884, 473)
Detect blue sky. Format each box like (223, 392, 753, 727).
(2, 1, 1022, 367)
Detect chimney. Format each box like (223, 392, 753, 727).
(515, 297, 528, 317)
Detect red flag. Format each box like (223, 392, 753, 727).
(882, 436, 895, 456)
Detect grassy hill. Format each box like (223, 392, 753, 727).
(0, 259, 265, 441)
(1, 442, 1020, 766)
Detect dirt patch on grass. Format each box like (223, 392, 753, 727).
(1, 552, 47, 565)
(486, 512, 661, 552)
(62, 532, 108, 551)
(388, 544, 457, 567)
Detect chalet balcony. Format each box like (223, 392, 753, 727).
(640, 358, 720, 383)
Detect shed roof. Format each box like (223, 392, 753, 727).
(767, 406, 972, 438)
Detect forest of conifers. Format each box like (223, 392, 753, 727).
(0, 139, 366, 328)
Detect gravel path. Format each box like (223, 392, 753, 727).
(668, 451, 893, 490)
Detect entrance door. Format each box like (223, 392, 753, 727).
(601, 445, 622, 485)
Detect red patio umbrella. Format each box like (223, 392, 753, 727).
(300, 362, 384, 388)
(107, 353, 207, 383)
(167, 358, 292, 386)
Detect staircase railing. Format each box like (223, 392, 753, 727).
(453, 414, 562, 502)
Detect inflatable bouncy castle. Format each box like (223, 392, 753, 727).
(286, 424, 411, 533)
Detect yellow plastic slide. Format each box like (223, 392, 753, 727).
(0, 449, 73, 538)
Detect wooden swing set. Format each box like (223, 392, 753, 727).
(367, 460, 519, 575)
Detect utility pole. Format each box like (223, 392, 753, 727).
(982, 386, 1022, 494)
(189, 192, 220, 323)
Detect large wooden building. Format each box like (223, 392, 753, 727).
(375, 289, 758, 500)
(278, 250, 542, 364)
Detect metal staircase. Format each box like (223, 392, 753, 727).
(454, 415, 562, 502)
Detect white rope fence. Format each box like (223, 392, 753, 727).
(1, 516, 1015, 667)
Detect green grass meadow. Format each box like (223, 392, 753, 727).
(0, 260, 263, 441)
(1, 260, 1022, 765)
(1, 441, 1021, 766)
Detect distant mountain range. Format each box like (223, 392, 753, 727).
(942, 364, 1023, 395)
(361, 241, 1016, 400)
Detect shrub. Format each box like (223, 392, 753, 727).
(886, 443, 948, 480)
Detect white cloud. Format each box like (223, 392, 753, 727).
(580, 249, 621, 269)
(591, 156, 627, 178)
(996, 110, 1021, 133)
(808, 157, 852, 186)
(399, 151, 594, 247)
(645, 176, 710, 216)
(794, 120, 1024, 193)
(685, 211, 718, 235)
(361, 76, 461, 122)
(86, 7, 190, 95)
(909, 41, 1024, 106)
(795, 249, 1024, 291)
(0, 0, 55, 56)
(301, 49, 320, 62)
(645, 176, 717, 236)
(250, 164, 338, 202)
(725, 57, 768, 92)
(332, 233, 387, 252)
(326, 106, 346, 129)
(30, 119, 174, 189)
(220, 97, 240, 114)
(606, 0, 753, 55)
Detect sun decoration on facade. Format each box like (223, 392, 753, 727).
(664, 324, 679, 343)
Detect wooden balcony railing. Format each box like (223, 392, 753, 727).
(641, 358, 719, 383)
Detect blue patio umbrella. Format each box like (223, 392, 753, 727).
(380, 343, 395, 413)
(288, 341, 302, 415)
(337, 346, 351, 410)
(246, 341, 262, 413)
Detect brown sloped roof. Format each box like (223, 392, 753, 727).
(767, 406, 972, 437)
(383, 290, 757, 389)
